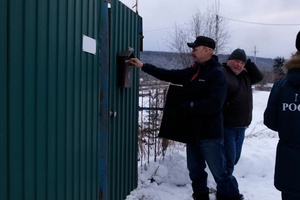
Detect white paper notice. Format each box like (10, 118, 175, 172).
(82, 35, 96, 55)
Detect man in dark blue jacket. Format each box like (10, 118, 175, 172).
(130, 36, 242, 200)
(264, 31, 300, 200)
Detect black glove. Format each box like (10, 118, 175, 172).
(245, 58, 256, 69)
(245, 58, 252, 66)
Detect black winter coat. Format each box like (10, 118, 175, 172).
(142, 55, 227, 141)
(222, 60, 263, 127)
(264, 54, 300, 195)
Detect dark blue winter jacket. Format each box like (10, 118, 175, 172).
(142, 55, 227, 141)
(264, 53, 300, 195)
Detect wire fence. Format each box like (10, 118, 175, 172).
(138, 81, 171, 166)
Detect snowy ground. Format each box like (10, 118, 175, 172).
(126, 90, 282, 200)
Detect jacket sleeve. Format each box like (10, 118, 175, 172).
(141, 63, 191, 85)
(245, 59, 264, 85)
(263, 83, 279, 131)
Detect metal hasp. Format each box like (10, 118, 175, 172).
(117, 50, 135, 88)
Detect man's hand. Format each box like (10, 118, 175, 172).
(129, 58, 143, 68)
(245, 58, 253, 68)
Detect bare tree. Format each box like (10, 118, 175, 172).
(167, 7, 230, 67)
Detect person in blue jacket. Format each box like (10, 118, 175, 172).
(130, 36, 243, 200)
(264, 31, 300, 200)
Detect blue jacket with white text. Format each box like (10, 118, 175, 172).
(264, 53, 300, 195)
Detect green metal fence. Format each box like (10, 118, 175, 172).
(0, 0, 142, 199)
(0, 0, 100, 199)
(106, 1, 142, 199)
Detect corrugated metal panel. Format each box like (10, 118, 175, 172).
(108, 0, 142, 199)
(0, 1, 8, 200)
(1, 0, 100, 199)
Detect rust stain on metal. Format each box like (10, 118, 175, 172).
(99, 189, 103, 200)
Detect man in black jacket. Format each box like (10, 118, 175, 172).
(130, 36, 242, 200)
(222, 49, 263, 189)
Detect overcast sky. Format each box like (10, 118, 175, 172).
(119, 0, 300, 59)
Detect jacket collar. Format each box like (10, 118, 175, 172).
(194, 55, 219, 70)
(285, 53, 300, 71)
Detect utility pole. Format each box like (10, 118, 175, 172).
(215, 0, 220, 55)
(253, 46, 259, 64)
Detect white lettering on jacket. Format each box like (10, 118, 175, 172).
(282, 93, 300, 111)
(282, 103, 300, 111)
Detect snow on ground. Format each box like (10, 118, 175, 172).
(126, 90, 281, 200)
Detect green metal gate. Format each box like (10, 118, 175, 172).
(105, 1, 143, 199)
(0, 0, 101, 199)
(0, 0, 142, 199)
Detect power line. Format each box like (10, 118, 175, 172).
(143, 14, 300, 33)
(220, 16, 300, 26)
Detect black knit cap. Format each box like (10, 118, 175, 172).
(296, 31, 300, 51)
(187, 36, 216, 50)
(228, 48, 247, 63)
